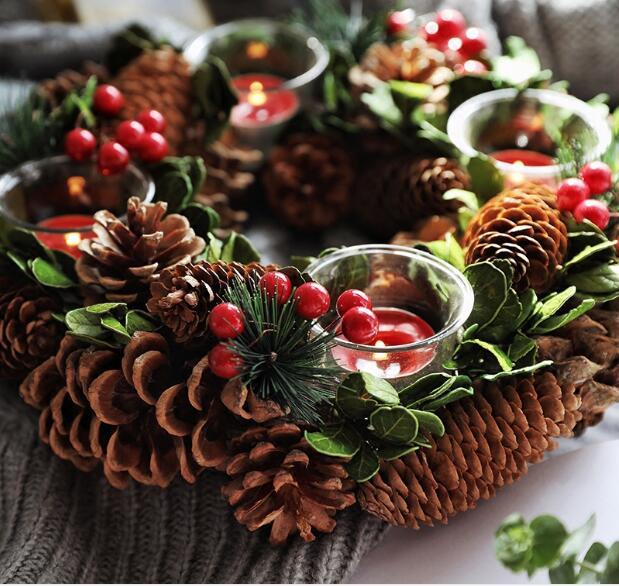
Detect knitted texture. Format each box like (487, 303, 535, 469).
(0, 386, 387, 583)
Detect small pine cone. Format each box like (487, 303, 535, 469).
(0, 284, 64, 380)
(76, 196, 205, 305)
(103, 48, 193, 153)
(38, 61, 109, 109)
(354, 155, 470, 239)
(263, 133, 355, 232)
(146, 260, 272, 343)
(463, 183, 568, 293)
(357, 372, 582, 527)
(221, 421, 356, 545)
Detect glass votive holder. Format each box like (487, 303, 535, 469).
(447, 88, 612, 188)
(0, 155, 155, 257)
(307, 245, 474, 388)
(183, 18, 329, 157)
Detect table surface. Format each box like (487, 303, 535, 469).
(350, 440, 619, 584)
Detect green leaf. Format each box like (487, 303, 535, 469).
(481, 361, 552, 381)
(549, 560, 577, 584)
(389, 80, 433, 100)
(442, 188, 479, 213)
(566, 263, 619, 296)
(125, 310, 159, 336)
(491, 36, 544, 87)
(336, 377, 378, 419)
(351, 372, 399, 405)
(65, 307, 106, 338)
(422, 386, 474, 410)
(221, 232, 261, 264)
(86, 302, 126, 314)
(578, 542, 607, 583)
(455, 339, 514, 372)
(409, 409, 445, 437)
(370, 406, 419, 444)
(6, 250, 30, 276)
(529, 299, 595, 335)
(180, 203, 220, 238)
(304, 424, 362, 458)
(563, 241, 617, 272)
(361, 83, 402, 126)
(154, 169, 193, 211)
(464, 262, 509, 330)
(601, 542, 619, 583)
(375, 444, 419, 461)
(399, 372, 456, 407)
(345, 442, 380, 482)
(529, 515, 569, 571)
(529, 287, 577, 327)
(495, 513, 534, 573)
(467, 155, 504, 202)
(508, 333, 537, 363)
(480, 288, 522, 343)
(100, 316, 131, 341)
(515, 289, 538, 330)
(418, 233, 465, 272)
(30, 257, 75, 288)
(561, 515, 596, 560)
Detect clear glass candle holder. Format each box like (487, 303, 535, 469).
(307, 245, 474, 388)
(183, 18, 329, 157)
(447, 88, 612, 187)
(0, 155, 154, 256)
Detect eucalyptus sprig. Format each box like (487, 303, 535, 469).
(495, 513, 619, 583)
(306, 372, 474, 482)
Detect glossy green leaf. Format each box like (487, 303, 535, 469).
(65, 308, 106, 338)
(577, 542, 607, 583)
(601, 542, 619, 583)
(100, 316, 131, 341)
(86, 302, 126, 314)
(529, 515, 569, 570)
(508, 333, 537, 363)
(370, 406, 419, 444)
(464, 262, 509, 329)
(221, 232, 261, 264)
(563, 241, 617, 272)
(304, 424, 362, 458)
(480, 288, 522, 343)
(422, 386, 474, 411)
(389, 80, 433, 100)
(418, 233, 465, 272)
(529, 299, 596, 335)
(495, 513, 534, 573)
(409, 409, 445, 437)
(529, 287, 577, 327)
(126, 310, 159, 336)
(345, 442, 380, 482)
(566, 263, 619, 296)
(336, 376, 378, 419)
(455, 339, 514, 372)
(515, 288, 538, 330)
(30, 257, 75, 288)
(399, 372, 454, 406)
(481, 361, 552, 382)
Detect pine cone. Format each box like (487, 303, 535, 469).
(263, 133, 354, 232)
(146, 261, 273, 343)
(220, 421, 356, 545)
(463, 183, 568, 293)
(0, 284, 64, 380)
(358, 372, 582, 527)
(536, 303, 619, 433)
(38, 61, 109, 109)
(76, 196, 205, 305)
(103, 48, 193, 153)
(354, 155, 470, 239)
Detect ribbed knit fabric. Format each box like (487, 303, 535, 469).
(0, 387, 387, 584)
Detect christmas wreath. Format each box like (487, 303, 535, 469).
(0, 4, 618, 548)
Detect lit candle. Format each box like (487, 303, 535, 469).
(331, 308, 437, 378)
(490, 149, 555, 167)
(36, 215, 95, 258)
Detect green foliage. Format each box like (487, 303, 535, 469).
(305, 372, 474, 482)
(225, 273, 336, 425)
(491, 37, 552, 89)
(105, 24, 166, 74)
(495, 513, 619, 583)
(151, 156, 206, 212)
(63, 303, 159, 348)
(415, 233, 466, 272)
(466, 155, 505, 202)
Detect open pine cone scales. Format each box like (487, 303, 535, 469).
(38, 61, 109, 109)
(463, 183, 568, 293)
(221, 421, 356, 545)
(358, 372, 581, 527)
(76, 196, 205, 305)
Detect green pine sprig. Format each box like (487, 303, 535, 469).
(224, 278, 339, 425)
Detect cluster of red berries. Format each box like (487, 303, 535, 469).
(64, 84, 169, 175)
(386, 8, 488, 76)
(556, 161, 613, 230)
(336, 289, 379, 345)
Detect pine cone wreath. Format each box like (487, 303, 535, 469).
(463, 183, 568, 293)
(38, 61, 109, 109)
(220, 421, 356, 545)
(354, 155, 470, 239)
(0, 283, 64, 380)
(263, 133, 355, 232)
(103, 47, 193, 153)
(76, 196, 205, 305)
(358, 372, 582, 528)
(146, 260, 272, 343)
(536, 303, 619, 433)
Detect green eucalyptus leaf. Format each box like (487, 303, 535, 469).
(561, 514, 596, 560)
(8, 226, 48, 257)
(442, 188, 479, 213)
(30, 257, 76, 288)
(304, 424, 362, 458)
(464, 262, 509, 329)
(529, 299, 595, 335)
(577, 542, 607, 583)
(6, 250, 29, 275)
(65, 308, 106, 338)
(495, 513, 534, 573)
(409, 409, 445, 437)
(355, 372, 399, 405)
(549, 560, 577, 584)
(336, 376, 379, 419)
(154, 170, 193, 212)
(529, 515, 569, 571)
(344, 442, 380, 482)
(375, 444, 419, 461)
(601, 542, 619, 584)
(370, 406, 419, 444)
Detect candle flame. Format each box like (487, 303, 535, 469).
(64, 232, 82, 247)
(247, 81, 267, 107)
(372, 340, 388, 361)
(67, 176, 86, 197)
(246, 41, 268, 59)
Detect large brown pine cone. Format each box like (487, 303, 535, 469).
(76, 196, 205, 305)
(20, 332, 206, 488)
(38, 61, 109, 109)
(146, 261, 273, 343)
(263, 133, 355, 232)
(463, 183, 568, 293)
(0, 283, 64, 380)
(102, 48, 193, 153)
(536, 302, 619, 433)
(354, 155, 470, 239)
(220, 421, 356, 545)
(358, 372, 582, 527)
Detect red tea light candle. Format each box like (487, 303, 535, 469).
(490, 149, 555, 167)
(230, 73, 299, 128)
(332, 307, 437, 378)
(36, 214, 95, 258)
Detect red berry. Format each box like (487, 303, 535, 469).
(209, 303, 245, 339)
(138, 132, 169, 163)
(259, 271, 292, 304)
(341, 307, 379, 345)
(294, 282, 331, 320)
(208, 343, 243, 378)
(458, 27, 487, 58)
(435, 9, 467, 39)
(64, 128, 96, 161)
(454, 59, 488, 76)
(97, 141, 129, 176)
(93, 84, 124, 116)
(580, 161, 613, 195)
(556, 178, 590, 212)
(137, 109, 166, 133)
(116, 120, 145, 150)
(386, 9, 414, 35)
(574, 199, 610, 230)
(336, 289, 372, 317)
